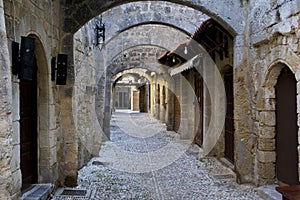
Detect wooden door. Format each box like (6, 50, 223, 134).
(132, 91, 139, 111)
(20, 73, 38, 189)
(224, 70, 234, 163)
(276, 67, 300, 185)
(174, 75, 181, 132)
(139, 85, 147, 112)
(194, 70, 203, 146)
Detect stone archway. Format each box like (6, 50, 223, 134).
(28, 34, 57, 184)
(61, 0, 242, 35)
(63, 0, 242, 186)
(18, 34, 55, 188)
(275, 66, 299, 185)
(258, 56, 300, 185)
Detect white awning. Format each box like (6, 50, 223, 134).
(169, 55, 202, 76)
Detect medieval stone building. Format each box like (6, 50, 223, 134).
(1, 0, 300, 199)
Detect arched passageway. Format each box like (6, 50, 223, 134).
(70, 1, 238, 187)
(3, 0, 300, 199)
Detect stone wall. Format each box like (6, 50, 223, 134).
(2, 0, 300, 196)
(3, 0, 62, 197)
(0, 0, 13, 198)
(74, 21, 103, 168)
(249, 0, 300, 185)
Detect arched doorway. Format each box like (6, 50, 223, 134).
(19, 34, 52, 189)
(156, 84, 160, 119)
(275, 66, 300, 185)
(224, 68, 234, 163)
(194, 69, 203, 147)
(19, 37, 38, 189)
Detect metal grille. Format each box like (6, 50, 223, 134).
(28, 186, 50, 197)
(61, 189, 87, 196)
(92, 161, 104, 165)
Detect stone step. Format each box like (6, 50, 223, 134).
(21, 184, 53, 200)
(257, 185, 282, 200)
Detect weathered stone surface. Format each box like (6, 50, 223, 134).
(257, 150, 276, 163)
(259, 111, 276, 127)
(258, 162, 275, 180)
(259, 126, 276, 139)
(258, 138, 275, 151)
(10, 145, 20, 172)
(63, 0, 244, 34)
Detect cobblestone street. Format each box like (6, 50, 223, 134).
(52, 111, 263, 200)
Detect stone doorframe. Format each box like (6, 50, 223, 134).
(33, 35, 58, 184)
(256, 45, 300, 185)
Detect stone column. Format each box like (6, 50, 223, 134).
(166, 85, 174, 130)
(59, 33, 78, 187)
(159, 85, 165, 123)
(233, 32, 255, 184)
(111, 84, 116, 113)
(146, 83, 150, 112)
(103, 69, 112, 140)
(151, 82, 156, 116)
(0, 0, 14, 197)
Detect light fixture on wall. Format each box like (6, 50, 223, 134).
(11, 36, 36, 81)
(184, 46, 188, 54)
(51, 54, 68, 85)
(94, 15, 105, 47)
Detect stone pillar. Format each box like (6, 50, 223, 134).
(151, 82, 156, 116)
(234, 33, 255, 184)
(166, 85, 174, 130)
(103, 69, 112, 140)
(145, 84, 150, 112)
(159, 85, 166, 123)
(180, 73, 190, 139)
(156, 84, 160, 120)
(59, 33, 78, 187)
(111, 85, 116, 113)
(0, 0, 14, 197)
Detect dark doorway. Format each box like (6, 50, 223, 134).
(194, 69, 203, 146)
(174, 75, 181, 132)
(275, 67, 300, 185)
(139, 85, 147, 112)
(162, 86, 166, 111)
(20, 60, 38, 189)
(156, 84, 160, 119)
(224, 69, 234, 163)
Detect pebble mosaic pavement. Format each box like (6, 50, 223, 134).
(51, 111, 263, 200)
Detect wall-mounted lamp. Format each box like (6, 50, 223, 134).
(94, 15, 105, 47)
(51, 54, 68, 85)
(11, 36, 36, 81)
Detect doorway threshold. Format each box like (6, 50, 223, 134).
(257, 185, 282, 200)
(21, 184, 53, 200)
